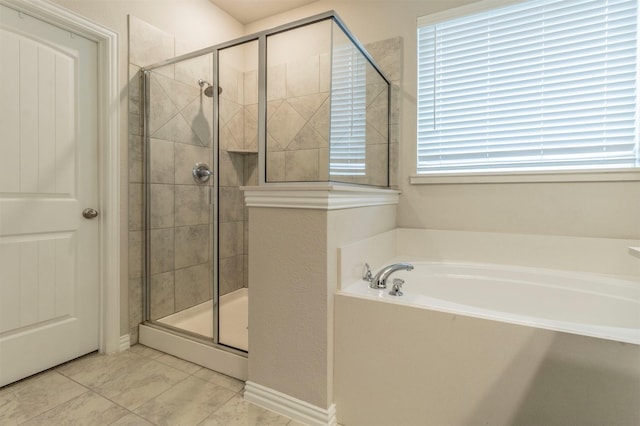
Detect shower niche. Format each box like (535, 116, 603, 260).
(139, 11, 390, 377)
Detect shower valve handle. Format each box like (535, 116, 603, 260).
(193, 163, 212, 183)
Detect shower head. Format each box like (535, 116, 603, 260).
(198, 79, 222, 97)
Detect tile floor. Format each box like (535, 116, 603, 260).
(0, 344, 302, 425)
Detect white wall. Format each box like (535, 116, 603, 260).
(247, 0, 640, 240)
(51, 0, 245, 336)
(266, 18, 331, 66)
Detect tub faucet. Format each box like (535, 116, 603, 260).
(368, 262, 414, 289)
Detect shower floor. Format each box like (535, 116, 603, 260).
(157, 288, 248, 351)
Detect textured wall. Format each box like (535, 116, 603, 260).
(248, 203, 397, 408)
(249, 208, 329, 407)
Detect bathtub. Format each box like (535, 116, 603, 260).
(334, 261, 640, 426)
(345, 261, 640, 345)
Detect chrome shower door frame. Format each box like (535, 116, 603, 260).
(140, 10, 391, 355)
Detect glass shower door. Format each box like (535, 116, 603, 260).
(142, 43, 254, 353)
(143, 53, 216, 340)
(216, 39, 258, 352)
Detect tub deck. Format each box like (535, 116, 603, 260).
(341, 261, 640, 345)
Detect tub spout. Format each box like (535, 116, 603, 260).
(370, 263, 414, 289)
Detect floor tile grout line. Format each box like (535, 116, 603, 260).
(62, 368, 174, 426)
(66, 348, 243, 401)
(9, 375, 284, 426)
(15, 379, 93, 426)
(7, 368, 97, 426)
(129, 373, 245, 426)
(141, 346, 246, 394)
(194, 391, 239, 426)
(53, 352, 198, 425)
(8, 348, 255, 426)
(108, 411, 160, 426)
(128, 373, 210, 423)
(49, 370, 150, 426)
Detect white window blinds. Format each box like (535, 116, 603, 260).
(330, 43, 367, 176)
(417, 0, 639, 174)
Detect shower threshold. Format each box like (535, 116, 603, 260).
(157, 288, 248, 351)
(139, 288, 248, 380)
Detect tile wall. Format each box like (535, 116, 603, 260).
(218, 49, 259, 294)
(147, 57, 215, 323)
(265, 54, 331, 182)
(264, 36, 402, 187)
(128, 15, 172, 343)
(365, 36, 402, 188)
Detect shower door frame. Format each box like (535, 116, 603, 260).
(140, 66, 240, 353)
(140, 10, 391, 355)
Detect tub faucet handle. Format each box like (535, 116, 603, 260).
(389, 278, 404, 296)
(363, 263, 373, 282)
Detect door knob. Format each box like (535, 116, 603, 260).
(82, 208, 99, 219)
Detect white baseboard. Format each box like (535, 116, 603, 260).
(119, 334, 130, 351)
(244, 381, 337, 426)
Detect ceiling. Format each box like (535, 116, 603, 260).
(210, 0, 319, 24)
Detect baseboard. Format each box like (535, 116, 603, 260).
(244, 381, 337, 426)
(119, 334, 130, 351)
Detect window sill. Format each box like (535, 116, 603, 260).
(410, 168, 640, 185)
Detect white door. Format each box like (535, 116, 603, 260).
(0, 4, 99, 387)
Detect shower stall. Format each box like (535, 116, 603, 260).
(138, 11, 390, 379)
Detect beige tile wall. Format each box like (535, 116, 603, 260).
(266, 54, 331, 182)
(264, 36, 402, 187)
(128, 16, 177, 343)
(140, 55, 215, 323)
(218, 54, 258, 296)
(363, 36, 402, 188)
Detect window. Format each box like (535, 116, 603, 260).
(417, 0, 639, 174)
(330, 42, 367, 176)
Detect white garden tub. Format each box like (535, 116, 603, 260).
(344, 260, 640, 344)
(334, 260, 640, 426)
